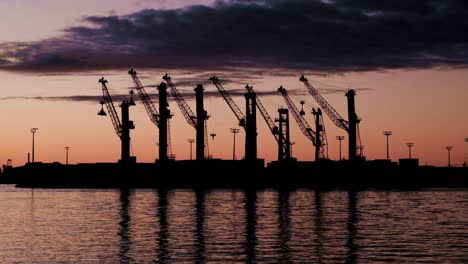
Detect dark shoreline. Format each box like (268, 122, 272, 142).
(2, 159, 467, 189)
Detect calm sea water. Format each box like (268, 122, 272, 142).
(0, 185, 466, 263)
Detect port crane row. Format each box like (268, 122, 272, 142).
(99, 70, 361, 164)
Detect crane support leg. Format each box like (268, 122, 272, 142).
(119, 101, 135, 164)
(313, 110, 322, 161)
(158, 82, 170, 161)
(278, 108, 291, 160)
(346, 89, 357, 162)
(195, 84, 206, 161)
(245, 91, 257, 160)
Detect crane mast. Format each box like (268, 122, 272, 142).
(299, 76, 349, 131)
(163, 74, 197, 128)
(209, 76, 246, 127)
(128, 69, 160, 126)
(278, 86, 316, 144)
(313, 108, 328, 159)
(245, 85, 279, 141)
(99, 77, 122, 137)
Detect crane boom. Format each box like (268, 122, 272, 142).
(163, 74, 197, 128)
(99, 77, 121, 137)
(300, 75, 349, 131)
(128, 69, 160, 126)
(209, 76, 246, 127)
(245, 85, 279, 142)
(278, 86, 316, 145)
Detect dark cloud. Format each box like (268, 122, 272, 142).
(1, 0, 467, 72)
(0, 88, 284, 103)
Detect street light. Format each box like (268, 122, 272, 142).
(65, 146, 70, 165)
(446, 146, 453, 167)
(336, 136, 344, 160)
(406, 143, 414, 159)
(31, 128, 38, 163)
(187, 139, 195, 160)
(230, 128, 240, 160)
(383, 131, 392, 160)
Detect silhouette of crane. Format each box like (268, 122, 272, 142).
(245, 85, 290, 160)
(129, 69, 173, 161)
(98, 77, 136, 163)
(210, 76, 257, 160)
(278, 86, 328, 161)
(210, 76, 246, 127)
(163, 74, 210, 160)
(300, 76, 361, 161)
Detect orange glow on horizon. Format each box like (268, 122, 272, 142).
(0, 68, 467, 167)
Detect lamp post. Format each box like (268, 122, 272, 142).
(187, 139, 195, 160)
(230, 128, 240, 160)
(446, 146, 453, 167)
(406, 143, 414, 159)
(31, 128, 38, 163)
(383, 131, 392, 160)
(65, 146, 70, 165)
(336, 136, 344, 160)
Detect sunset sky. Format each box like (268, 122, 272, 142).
(0, 0, 467, 167)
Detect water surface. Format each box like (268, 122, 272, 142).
(0, 185, 466, 263)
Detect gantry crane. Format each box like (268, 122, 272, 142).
(278, 86, 327, 161)
(210, 76, 257, 160)
(128, 69, 173, 161)
(300, 76, 361, 161)
(163, 74, 209, 160)
(245, 85, 290, 160)
(98, 77, 136, 164)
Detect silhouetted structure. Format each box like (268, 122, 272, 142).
(158, 82, 170, 161)
(195, 84, 207, 160)
(187, 139, 195, 160)
(383, 131, 392, 160)
(277, 108, 291, 160)
(244, 86, 257, 160)
(346, 90, 358, 162)
(210, 76, 257, 161)
(129, 69, 169, 162)
(30, 128, 38, 163)
(300, 76, 361, 162)
(245, 85, 282, 160)
(65, 146, 69, 165)
(164, 74, 204, 160)
(230, 128, 240, 160)
(446, 146, 453, 167)
(278, 86, 324, 161)
(406, 143, 414, 159)
(98, 77, 136, 164)
(313, 108, 328, 160)
(337, 135, 345, 160)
